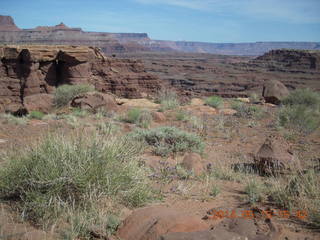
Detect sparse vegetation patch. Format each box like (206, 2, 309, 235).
(278, 88, 320, 134)
(28, 110, 45, 120)
(54, 84, 94, 108)
(205, 96, 223, 108)
(131, 126, 205, 157)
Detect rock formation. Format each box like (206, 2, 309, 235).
(124, 49, 319, 98)
(0, 15, 20, 31)
(0, 45, 161, 113)
(254, 135, 298, 175)
(262, 80, 289, 105)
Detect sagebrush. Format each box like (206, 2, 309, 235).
(131, 126, 205, 157)
(0, 131, 153, 225)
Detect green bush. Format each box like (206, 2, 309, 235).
(282, 88, 320, 109)
(121, 108, 152, 128)
(205, 96, 223, 108)
(175, 110, 189, 121)
(54, 84, 94, 108)
(278, 105, 320, 134)
(231, 101, 263, 119)
(0, 131, 153, 224)
(278, 88, 320, 134)
(131, 126, 205, 157)
(244, 179, 265, 204)
(28, 111, 45, 120)
(124, 108, 141, 123)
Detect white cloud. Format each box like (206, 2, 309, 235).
(134, 0, 320, 23)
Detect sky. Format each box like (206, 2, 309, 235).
(1, 0, 320, 43)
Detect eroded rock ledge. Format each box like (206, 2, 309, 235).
(0, 45, 161, 113)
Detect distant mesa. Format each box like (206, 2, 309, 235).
(32, 22, 74, 31)
(0, 15, 20, 31)
(0, 15, 319, 55)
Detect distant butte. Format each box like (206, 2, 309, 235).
(0, 15, 20, 31)
(0, 15, 320, 55)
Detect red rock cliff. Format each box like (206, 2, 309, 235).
(0, 45, 161, 113)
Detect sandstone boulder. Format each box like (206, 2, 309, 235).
(117, 206, 209, 240)
(152, 111, 166, 122)
(254, 135, 297, 175)
(70, 92, 118, 113)
(181, 153, 204, 175)
(24, 94, 54, 114)
(262, 80, 289, 105)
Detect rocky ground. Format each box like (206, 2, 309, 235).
(0, 45, 319, 240)
(0, 93, 319, 240)
(118, 50, 320, 98)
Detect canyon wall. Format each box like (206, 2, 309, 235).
(0, 45, 161, 113)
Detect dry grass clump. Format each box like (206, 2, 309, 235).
(0, 114, 27, 125)
(120, 108, 152, 128)
(231, 101, 263, 119)
(156, 88, 180, 111)
(130, 126, 205, 157)
(0, 129, 154, 234)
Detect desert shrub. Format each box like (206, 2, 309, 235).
(278, 105, 320, 134)
(268, 170, 320, 226)
(0, 131, 153, 224)
(205, 96, 223, 108)
(131, 126, 205, 157)
(175, 110, 189, 121)
(121, 108, 152, 128)
(282, 88, 320, 109)
(124, 108, 141, 123)
(54, 84, 94, 108)
(156, 88, 180, 111)
(137, 110, 153, 128)
(278, 88, 320, 134)
(0, 114, 27, 125)
(72, 108, 88, 118)
(231, 101, 263, 119)
(28, 111, 45, 120)
(210, 185, 221, 197)
(244, 179, 266, 204)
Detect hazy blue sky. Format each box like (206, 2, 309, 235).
(1, 0, 320, 42)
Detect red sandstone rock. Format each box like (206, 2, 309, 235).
(181, 153, 204, 175)
(254, 135, 298, 175)
(70, 92, 118, 113)
(0, 45, 161, 113)
(262, 80, 289, 105)
(117, 206, 209, 240)
(24, 94, 54, 114)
